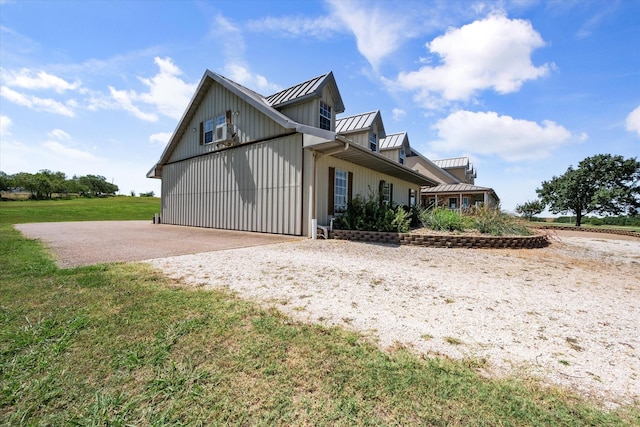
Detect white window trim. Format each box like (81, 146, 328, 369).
(334, 169, 348, 212)
(320, 101, 332, 130)
(369, 132, 377, 152)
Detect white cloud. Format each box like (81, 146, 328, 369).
(43, 141, 98, 161)
(0, 115, 12, 136)
(149, 132, 172, 147)
(625, 105, 640, 137)
(392, 108, 406, 121)
(224, 63, 280, 94)
(247, 15, 343, 39)
(48, 129, 71, 140)
(326, 1, 417, 70)
(211, 14, 280, 93)
(391, 13, 552, 109)
(107, 57, 196, 122)
(429, 110, 574, 161)
(1, 68, 81, 93)
(0, 85, 75, 117)
(576, 2, 618, 39)
(137, 57, 197, 120)
(108, 86, 158, 122)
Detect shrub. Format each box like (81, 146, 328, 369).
(419, 207, 466, 232)
(466, 206, 532, 236)
(392, 206, 411, 233)
(334, 192, 411, 233)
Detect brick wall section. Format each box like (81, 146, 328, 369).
(332, 230, 548, 249)
(536, 226, 640, 239)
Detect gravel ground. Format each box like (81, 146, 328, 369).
(147, 232, 640, 409)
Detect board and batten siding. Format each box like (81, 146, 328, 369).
(312, 155, 420, 226)
(168, 81, 289, 164)
(162, 134, 304, 235)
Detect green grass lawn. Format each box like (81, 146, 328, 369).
(0, 196, 160, 224)
(1, 200, 638, 425)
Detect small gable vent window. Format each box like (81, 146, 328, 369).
(319, 101, 332, 130)
(369, 132, 377, 152)
(399, 148, 405, 165)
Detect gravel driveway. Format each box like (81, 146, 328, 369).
(15, 220, 300, 268)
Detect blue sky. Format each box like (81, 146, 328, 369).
(1, 0, 638, 211)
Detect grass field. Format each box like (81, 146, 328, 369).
(1, 200, 638, 425)
(0, 196, 160, 224)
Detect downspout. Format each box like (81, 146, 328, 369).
(311, 137, 350, 239)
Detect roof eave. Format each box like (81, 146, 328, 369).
(306, 139, 437, 186)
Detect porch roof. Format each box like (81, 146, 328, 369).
(307, 139, 438, 186)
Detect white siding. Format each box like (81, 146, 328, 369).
(311, 155, 420, 226)
(162, 134, 303, 235)
(167, 82, 289, 163)
(277, 86, 338, 130)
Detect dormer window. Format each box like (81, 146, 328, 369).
(399, 148, 405, 165)
(369, 132, 377, 152)
(319, 101, 332, 130)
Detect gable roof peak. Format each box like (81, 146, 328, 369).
(265, 71, 345, 113)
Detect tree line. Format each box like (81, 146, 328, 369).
(515, 154, 640, 226)
(0, 170, 119, 200)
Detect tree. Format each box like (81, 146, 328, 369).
(515, 199, 545, 221)
(0, 171, 13, 192)
(536, 154, 640, 226)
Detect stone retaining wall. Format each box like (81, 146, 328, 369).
(536, 226, 640, 238)
(332, 230, 548, 249)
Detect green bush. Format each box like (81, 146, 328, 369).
(334, 192, 412, 233)
(419, 207, 466, 232)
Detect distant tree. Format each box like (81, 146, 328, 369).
(0, 171, 12, 192)
(536, 154, 640, 226)
(515, 200, 545, 221)
(130, 190, 136, 197)
(78, 175, 118, 196)
(139, 191, 155, 197)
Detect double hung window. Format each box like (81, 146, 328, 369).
(203, 119, 214, 144)
(369, 132, 377, 152)
(320, 101, 332, 130)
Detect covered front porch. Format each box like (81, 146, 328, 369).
(420, 183, 499, 212)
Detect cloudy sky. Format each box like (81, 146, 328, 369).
(1, 0, 638, 211)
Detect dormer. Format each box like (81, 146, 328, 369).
(432, 157, 476, 184)
(265, 72, 345, 131)
(335, 110, 386, 153)
(380, 132, 410, 165)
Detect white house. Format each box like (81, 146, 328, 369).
(148, 71, 439, 236)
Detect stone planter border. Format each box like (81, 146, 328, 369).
(332, 229, 548, 249)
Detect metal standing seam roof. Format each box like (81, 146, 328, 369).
(265, 72, 345, 113)
(422, 183, 494, 193)
(380, 132, 406, 150)
(335, 110, 380, 134)
(266, 74, 325, 106)
(433, 157, 469, 169)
